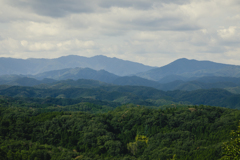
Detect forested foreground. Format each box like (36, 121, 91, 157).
(1, 102, 240, 160)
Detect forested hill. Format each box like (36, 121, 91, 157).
(0, 103, 239, 159)
(0, 76, 240, 159)
(2, 74, 240, 94)
(0, 85, 240, 109)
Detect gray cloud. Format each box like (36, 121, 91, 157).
(6, 0, 192, 18)
(129, 17, 201, 31)
(0, 0, 240, 66)
(99, 0, 191, 9)
(7, 0, 97, 17)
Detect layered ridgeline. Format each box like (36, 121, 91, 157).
(1, 73, 240, 93)
(1, 56, 240, 92)
(1, 56, 240, 81)
(0, 57, 240, 108)
(0, 55, 155, 76)
(0, 84, 240, 109)
(2, 56, 240, 92)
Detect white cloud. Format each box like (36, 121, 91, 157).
(26, 22, 61, 36)
(0, 38, 21, 51)
(217, 26, 240, 42)
(0, 0, 240, 66)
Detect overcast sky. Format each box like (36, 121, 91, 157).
(0, 0, 240, 67)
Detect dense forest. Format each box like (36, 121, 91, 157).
(0, 85, 240, 109)
(0, 79, 240, 159)
(0, 95, 240, 159)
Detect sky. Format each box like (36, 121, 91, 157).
(0, 0, 240, 67)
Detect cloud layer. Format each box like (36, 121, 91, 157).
(0, 0, 240, 66)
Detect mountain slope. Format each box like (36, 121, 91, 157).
(36, 79, 111, 89)
(6, 77, 52, 86)
(32, 67, 119, 83)
(156, 79, 239, 91)
(111, 76, 160, 88)
(138, 58, 240, 81)
(0, 55, 155, 76)
(0, 76, 56, 87)
(194, 76, 240, 85)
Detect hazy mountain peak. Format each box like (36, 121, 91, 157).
(92, 55, 108, 58)
(56, 55, 84, 59)
(137, 58, 240, 81)
(174, 58, 189, 61)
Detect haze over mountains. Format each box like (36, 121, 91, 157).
(1, 55, 240, 112)
(32, 67, 119, 83)
(137, 58, 240, 81)
(1, 55, 240, 93)
(0, 55, 155, 76)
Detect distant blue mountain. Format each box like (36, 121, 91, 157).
(111, 76, 160, 88)
(32, 67, 119, 83)
(0, 55, 155, 76)
(138, 58, 240, 81)
(1, 56, 240, 93)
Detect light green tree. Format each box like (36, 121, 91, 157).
(221, 124, 240, 160)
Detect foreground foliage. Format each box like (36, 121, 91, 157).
(221, 123, 240, 160)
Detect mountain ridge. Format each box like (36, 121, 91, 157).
(32, 67, 120, 83)
(0, 55, 155, 76)
(137, 58, 240, 80)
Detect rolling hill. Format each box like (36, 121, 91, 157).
(1, 84, 240, 108)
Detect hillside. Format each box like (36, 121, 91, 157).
(36, 79, 111, 89)
(111, 76, 160, 88)
(32, 67, 119, 83)
(157, 80, 239, 91)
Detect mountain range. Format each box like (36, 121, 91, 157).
(0, 55, 155, 76)
(137, 58, 240, 81)
(1, 55, 240, 93)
